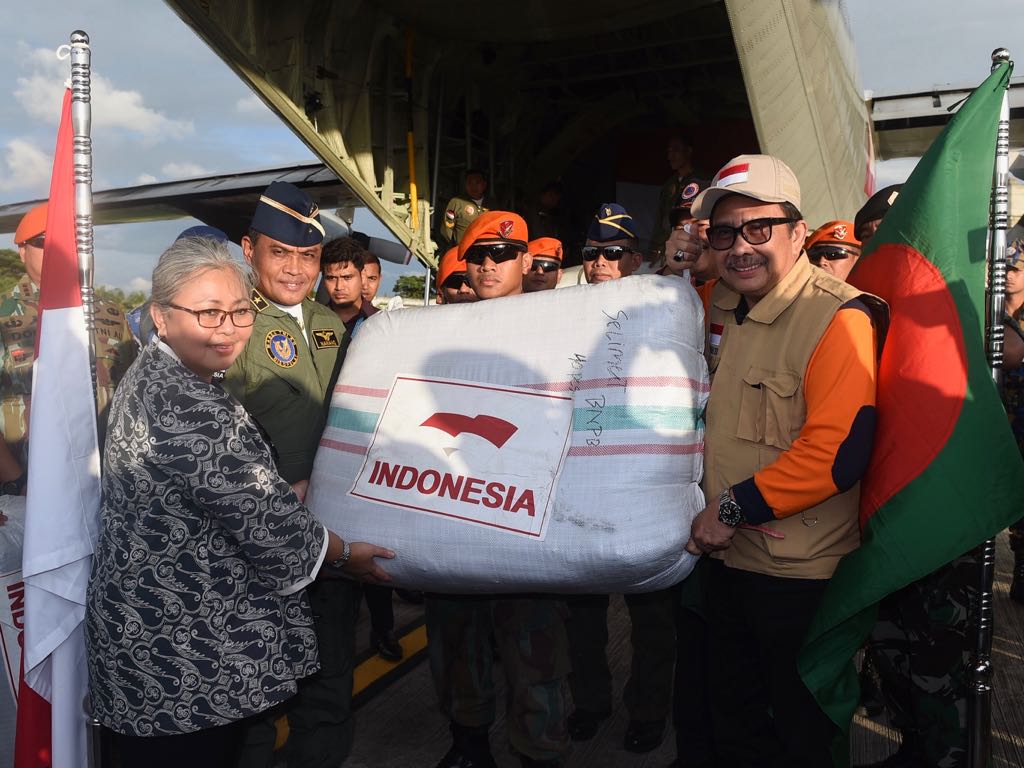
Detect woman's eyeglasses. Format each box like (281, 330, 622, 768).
(168, 303, 257, 328)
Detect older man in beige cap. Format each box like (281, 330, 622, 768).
(684, 154, 887, 767)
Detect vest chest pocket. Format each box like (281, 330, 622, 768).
(736, 367, 801, 450)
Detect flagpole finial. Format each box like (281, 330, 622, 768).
(71, 30, 89, 45)
(992, 48, 1010, 64)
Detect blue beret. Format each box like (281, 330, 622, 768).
(251, 181, 326, 247)
(587, 203, 637, 242)
(175, 225, 229, 243)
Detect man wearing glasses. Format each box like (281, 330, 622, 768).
(684, 154, 887, 767)
(563, 202, 677, 754)
(581, 203, 644, 284)
(0, 204, 133, 499)
(435, 246, 478, 304)
(522, 237, 563, 293)
(429, 212, 570, 768)
(806, 220, 862, 282)
(227, 181, 356, 768)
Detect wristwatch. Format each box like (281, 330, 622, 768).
(0, 473, 26, 496)
(717, 488, 744, 528)
(329, 540, 351, 570)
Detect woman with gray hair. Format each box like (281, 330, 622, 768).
(86, 237, 394, 767)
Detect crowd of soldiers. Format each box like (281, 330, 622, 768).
(3, 132, 1022, 768)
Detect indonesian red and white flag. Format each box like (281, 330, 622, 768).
(14, 88, 100, 768)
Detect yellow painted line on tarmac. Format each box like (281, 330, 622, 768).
(354, 623, 429, 695)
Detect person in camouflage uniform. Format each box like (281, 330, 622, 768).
(1, 204, 133, 485)
(429, 212, 569, 768)
(854, 191, 975, 768)
(1001, 239, 1024, 604)
(440, 169, 494, 246)
(864, 555, 976, 768)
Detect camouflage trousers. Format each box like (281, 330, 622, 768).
(867, 553, 976, 768)
(425, 594, 571, 761)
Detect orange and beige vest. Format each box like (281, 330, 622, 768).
(704, 256, 885, 580)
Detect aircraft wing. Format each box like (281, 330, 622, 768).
(0, 163, 358, 244)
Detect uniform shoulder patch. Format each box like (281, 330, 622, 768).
(265, 329, 298, 367)
(312, 328, 340, 349)
(251, 290, 271, 312)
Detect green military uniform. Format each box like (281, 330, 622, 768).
(0, 275, 134, 468)
(441, 196, 492, 245)
(226, 288, 355, 768)
(224, 289, 346, 484)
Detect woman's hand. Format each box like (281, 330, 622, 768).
(342, 542, 396, 583)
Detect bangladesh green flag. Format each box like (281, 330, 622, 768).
(798, 60, 1024, 748)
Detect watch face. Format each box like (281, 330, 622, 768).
(718, 491, 743, 527)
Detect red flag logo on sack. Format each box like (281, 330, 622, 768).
(420, 413, 519, 448)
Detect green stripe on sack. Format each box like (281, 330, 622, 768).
(572, 405, 700, 431)
(328, 407, 379, 433)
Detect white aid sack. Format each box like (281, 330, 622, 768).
(307, 274, 709, 593)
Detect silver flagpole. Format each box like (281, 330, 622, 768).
(69, 28, 104, 768)
(70, 30, 97, 399)
(971, 45, 1011, 768)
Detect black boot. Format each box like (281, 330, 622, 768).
(434, 722, 497, 768)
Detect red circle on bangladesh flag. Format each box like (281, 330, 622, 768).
(850, 243, 967, 528)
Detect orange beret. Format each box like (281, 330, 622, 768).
(437, 246, 464, 287)
(15, 203, 48, 245)
(805, 220, 860, 252)
(528, 237, 563, 263)
(458, 211, 528, 260)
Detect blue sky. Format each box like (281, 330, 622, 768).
(0, 0, 1019, 291)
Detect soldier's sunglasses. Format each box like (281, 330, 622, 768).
(441, 274, 470, 290)
(168, 303, 257, 328)
(463, 243, 525, 265)
(707, 217, 798, 250)
(530, 259, 560, 273)
(23, 236, 45, 249)
(581, 245, 634, 261)
(808, 246, 859, 264)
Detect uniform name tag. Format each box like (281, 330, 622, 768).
(312, 328, 340, 349)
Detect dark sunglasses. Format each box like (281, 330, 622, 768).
(581, 245, 634, 261)
(463, 243, 525, 265)
(530, 259, 560, 273)
(808, 246, 859, 263)
(707, 217, 798, 250)
(441, 274, 470, 290)
(23, 236, 45, 249)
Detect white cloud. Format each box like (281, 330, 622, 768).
(0, 137, 51, 192)
(127, 276, 151, 293)
(235, 93, 266, 115)
(13, 46, 193, 140)
(135, 173, 158, 184)
(160, 162, 207, 179)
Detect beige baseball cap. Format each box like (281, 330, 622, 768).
(690, 154, 802, 220)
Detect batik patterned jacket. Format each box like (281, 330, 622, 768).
(86, 341, 327, 736)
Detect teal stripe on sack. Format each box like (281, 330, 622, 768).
(328, 407, 379, 433)
(572, 405, 700, 431)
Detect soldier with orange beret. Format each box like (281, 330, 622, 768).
(805, 220, 862, 282)
(523, 237, 563, 293)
